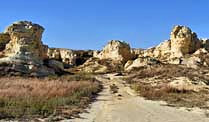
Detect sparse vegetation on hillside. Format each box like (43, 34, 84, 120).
(130, 83, 209, 108)
(0, 74, 101, 120)
(125, 64, 209, 109)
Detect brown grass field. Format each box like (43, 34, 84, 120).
(0, 74, 101, 120)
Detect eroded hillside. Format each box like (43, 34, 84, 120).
(0, 21, 209, 121)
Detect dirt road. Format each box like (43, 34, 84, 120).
(67, 74, 209, 122)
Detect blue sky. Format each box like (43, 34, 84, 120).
(1, 0, 209, 50)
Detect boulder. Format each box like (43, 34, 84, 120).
(194, 48, 208, 55)
(96, 40, 133, 63)
(47, 60, 64, 74)
(125, 57, 160, 71)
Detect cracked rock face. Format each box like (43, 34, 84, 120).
(0, 21, 59, 76)
(47, 48, 77, 67)
(4, 21, 47, 59)
(47, 48, 94, 68)
(170, 25, 201, 57)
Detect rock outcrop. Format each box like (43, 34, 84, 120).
(140, 26, 201, 59)
(152, 40, 171, 60)
(125, 57, 160, 71)
(0, 21, 63, 76)
(46, 60, 64, 74)
(47, 48, 94, 67)
(125, 25, 209, 71)
(3, 21, 48, 59)
(1, 21, 209, 74)
(47, 48, 76, 67)
(170, 25, 201, 57)
(96, 40, 133, 63)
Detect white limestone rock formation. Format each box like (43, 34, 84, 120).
(96, 40, 133, 63)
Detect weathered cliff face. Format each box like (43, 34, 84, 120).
(96, 40, 133, 63)
(139, 26, 201, 60)
(0, 21, 63, 76)
(137, 26, 201, 59)
(47, 48, 94, 67)
(170, 25, 201, 57)
(48, 48, 76, 67)
(3, 21, 48, 59)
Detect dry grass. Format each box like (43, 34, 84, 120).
(131, 83, 209, 108)
(127, 64, 209, 85)
(126, 64, 209, 109)
(0, 78, 90, 98)
(0, 74, 101, 120)
(98, 59, 124, 73)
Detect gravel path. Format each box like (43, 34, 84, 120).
(66, 74, 209, 122)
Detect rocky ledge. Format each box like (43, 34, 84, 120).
(1, 21, 209, 76)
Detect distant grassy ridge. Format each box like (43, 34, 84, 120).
(0, 74, 101, 120)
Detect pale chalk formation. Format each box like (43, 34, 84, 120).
(0, 21, 62, 76)
(4, 21, 48, 59)
(96, 40, 133, 63)
(125, 25, 207, 71)
(170, 25, 201, 58)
